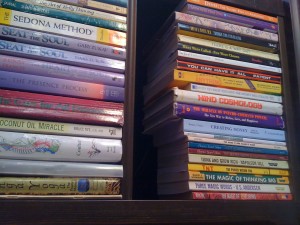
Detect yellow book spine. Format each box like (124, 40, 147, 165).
(174, 69, 282, 95)
(188, 164, 289, 176)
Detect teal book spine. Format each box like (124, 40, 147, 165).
(95, 0, 127, 8)
(0, 0, 127, 32)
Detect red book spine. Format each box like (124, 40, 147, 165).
(192, 192, 292, 200)
(0, 105, 123, 126)
(188, 148, 288, 161)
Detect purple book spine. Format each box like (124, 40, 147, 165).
(0, 71, 124, 102)
(0, 55, 124, 87)
(175, 103, 284, 129)
(186, 4, 278, 33)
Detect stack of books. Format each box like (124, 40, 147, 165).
(143, 0, 292, 200)
(0, 0, 128, 198)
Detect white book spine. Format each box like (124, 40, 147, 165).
(188, 154, 289, 169)
(174, 88, 283, 115)
(186, 83, 282, 103)
(178, 50, 281, 74)
(189, 181, 291, 193)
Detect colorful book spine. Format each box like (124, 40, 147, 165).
(94, 0, 127, 8)
(0, 25, 126, 60)
(188, 154, 289, 169)
(0, 71, 125, 102)
(177, 23, 278, 52)
(174, 89, 283, 115)
(183, 4, 278, 33)
(191, 192, 292, 200)
(0, 158, 124, 177)
(184, 132, 286, 146)
(0, 105, 124, 126)
(177, 42, 280, 68)
(0, 89, 124, 115)
(0, 117, 122, 138)
(188, 148, 288, 161)
(0, 55, 125, 87)
(188, 142, 288, 155)
(183, 119, 286, 142)
(178, 50, 282, 74)
(0, 0, 127, 32)
(186, 0, 278, 23)
(0, 177, 121, 195)
(175, 12, 278, 42)
(188, 171, 289, 184)
(0, 131, 122, 162)
(16, 0, 127, 23)
(175, 103, 285, 129)
(0, 40, 125, 73)
(188, 163, 289, 176)
(177, 35, 279, 61)
(0, 8, 126, 47)
(185, 83, 282, 103)
(189, 181, 290, 193)
(54, 0, 127, 15)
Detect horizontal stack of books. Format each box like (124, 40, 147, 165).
(0, 0, 128, 198)
(143, 0, 292, 200)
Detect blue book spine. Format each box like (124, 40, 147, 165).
(188, 142, 288, 156)
(183, 119, 285, 142)
(1, 0, 127, 32)
(95, 0, 127, 8)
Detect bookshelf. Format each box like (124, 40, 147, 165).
(1, 0, 300, 224)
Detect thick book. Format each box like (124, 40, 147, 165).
(0, 8, 126, 47)
(0, 130, 122, 162)
(0, 158, 123, 177)
(0, 0, 127, 32)
(0, 55, 125, 87)
(0, 117, 122, 138)
(0, 25, 126, 60)
(0, 40, 125, 73)
(0, 177, 121, 195)
(0, 70, 125, 102)
(178, 3, 278, 33)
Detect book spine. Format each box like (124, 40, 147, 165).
(0, 130, 122, 162)
(0, 158, 124, 177)
(174, 89, 283, 115)
(0, 105, 124, 126)
(81, 0, 127, 15)
(178, 50, 282, 74)
(0, 89, 124, 114)
(185, 83, 282, 103)
(188, 163, 289, 176)
(1, 0, 127, 32)
(16, 0, 127, 23)
(189, 181, 290, 193)
(0, 8, 126, 47)
(188, 154, 289, 169)
(0, 117, 123, 138)
(184, 132, 286, 146)
(0, 177, 121, 195)
(188, 142, 288, 155)
(186, 134, 286, 150)
(94, 0, 127, 8)
(183, 119, 286, 142)
(192, 192, 292, 200)
(187, 0, 278, 23)
(0, 40, 125, 73)
(0, 55, 125, 87)
(0, 71, 125, 102)
(175, 103, 285, 129)
(185, 4, 278, 33)
(178, 35, 279, 61)
(178, 23, 278, 52)
(188, 148, 289, 161)
(0, 25, 126, 60)
(175, 12, 278, 42)
(188, 171, 289, 184)
(178, 43, 280, 68)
